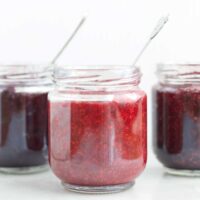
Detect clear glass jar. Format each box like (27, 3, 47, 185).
(153, 63, 200, 176)
(0, 64, 52, 174)
(48, 65, 147, 194)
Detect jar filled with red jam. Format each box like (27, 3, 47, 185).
(48, 65, 147, 193)
(0, 64, 52, 174)
(153, 63, 200, 176)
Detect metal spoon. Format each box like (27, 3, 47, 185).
(51, 16, 87, 64)
(132, 15, 169, 66)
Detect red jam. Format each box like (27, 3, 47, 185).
(153, 85, 200, 169)
(49, 91, 147, 186)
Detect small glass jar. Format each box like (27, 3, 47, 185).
(48, 65, 147, 194)
(0, 64, 52, 174)
(153, 63, 200, 176)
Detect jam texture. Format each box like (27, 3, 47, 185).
(153, 85, 200, 169)
(0, 87, 48, 167)
(49, 91, 147, 186)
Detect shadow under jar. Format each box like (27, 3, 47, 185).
(0, 64, 52, 174)
(48, 65, 147, 194)
(153, 63, 200, 176)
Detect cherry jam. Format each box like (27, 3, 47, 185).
(0, 87, 48, 168)
(153, 63, 200, 176)
(0, 65, 52, 173)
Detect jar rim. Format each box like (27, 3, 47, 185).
(0, 64, 53, 86)
(157, 62, 200, 68)
(53, 65, 141, 92)
(156, 63, 200, 84)
(53, 64, 139, 70)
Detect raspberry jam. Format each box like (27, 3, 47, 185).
(48, 66, 147, 193)
(0, 65, 52, 174)
(153, 63, 200, 176)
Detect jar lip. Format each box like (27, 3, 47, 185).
(157, 62, 200, 68)
(156, 62, 200, 73)
(54, 65, 140, 70)
(54, 65, 141, 79)
(156, 62, 200, 84)
(0, 63, 53, 85)
(54, 65, 141, 92)
(0, 63, 52, 71)
(54, 64, 141, 79)
(0, 63, 53, 73)
(0, 63, 52, 68)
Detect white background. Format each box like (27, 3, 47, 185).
(0, 0, 200, 199)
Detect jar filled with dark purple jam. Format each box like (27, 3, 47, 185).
(153, 63, 200, 176)
(0, 64, 52, 174)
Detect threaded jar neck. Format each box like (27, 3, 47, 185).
(0, 64, 53, 86)
(54, 65, 141, 93)
(156, 63, 200, 85)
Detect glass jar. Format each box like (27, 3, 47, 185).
(48, 65, 147, 194)
(0, 64, 52, 174)
(153, 63, 200, 176)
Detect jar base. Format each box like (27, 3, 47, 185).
(165, 167, 200, 177)
(61, 181, 134, 194)
(0, 164, 49, 175)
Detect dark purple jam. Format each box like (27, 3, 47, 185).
(153, 84, 200, 170)
(0, 87, 48, 167)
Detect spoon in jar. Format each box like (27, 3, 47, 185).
(132, 15, 169, 66)
(51, 16, 87, 64)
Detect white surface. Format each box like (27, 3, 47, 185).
(1, 154, 200, 200)
(0, 0, 200, 199)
